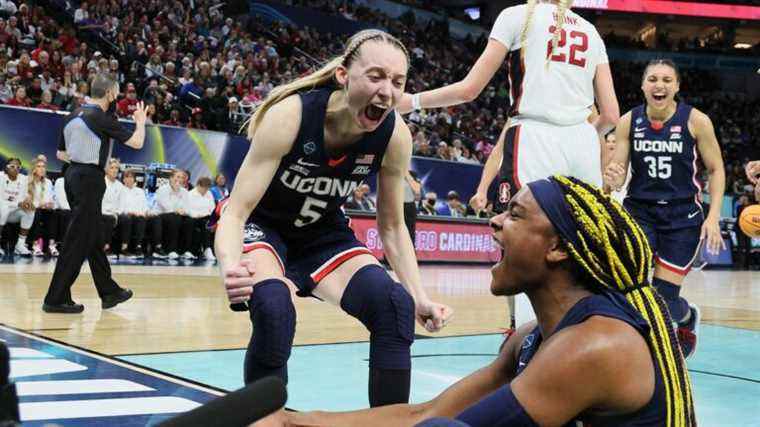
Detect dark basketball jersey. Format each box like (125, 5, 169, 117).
(627, 103, 700, 201)
(516, 290, 668, 426)
(250, 88, 395, 241)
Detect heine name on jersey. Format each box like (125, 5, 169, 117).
(633, 139, 683, 154)
(280, 170, 360, 197)
(552, 12, 579, 25)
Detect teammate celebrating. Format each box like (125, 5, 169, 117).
(275, 177, 695, 427)
(604, 59, 726, 359)
(214, 29, 452, 407)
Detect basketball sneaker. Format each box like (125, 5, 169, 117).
(676, 303, 701, 359)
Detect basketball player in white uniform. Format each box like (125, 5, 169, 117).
(399, 0, 619, 327)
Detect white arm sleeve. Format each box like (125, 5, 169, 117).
(489, 5, 527, 50)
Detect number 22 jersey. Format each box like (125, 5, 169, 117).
(489, 3, 608, 126)
(627, 103, 700, 202)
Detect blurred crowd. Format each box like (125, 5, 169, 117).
(0, 0, 757, 210)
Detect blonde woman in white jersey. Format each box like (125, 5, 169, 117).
(401, 0, 618, 196)
(399, 0, 619, 328)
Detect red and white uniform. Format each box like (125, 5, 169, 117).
(491, 3, 609, 188)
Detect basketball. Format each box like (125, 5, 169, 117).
(739, 205, 760, 238)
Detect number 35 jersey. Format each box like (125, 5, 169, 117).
(489, 3, 608, 126)
(627, 103, 700, 202)
(249, 88, 395, 240)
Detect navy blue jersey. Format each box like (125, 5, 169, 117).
(628, 103, 701, 201)
(516, 291, 667, 426)
(250, 88, 395, 241)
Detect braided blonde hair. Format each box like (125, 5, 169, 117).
(246, 29, 409, 138)
(547, 0, 573, 66)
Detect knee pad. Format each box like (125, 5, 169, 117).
(248, 279, 296, 368)
(340, 264, 414, 370)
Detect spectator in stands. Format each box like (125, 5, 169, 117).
(0, 158, 33, 255)
(154, 169, 193, 259)
(117, 170, 149, 259)
(345, 185, 376, 211)
(437, 191, 466, 218)
(420, 192, 438, 216)
(101, 159, 123, 256)
(186, 176, 215, 260)
(6, 86, 30, 107)
(26, 77, 42, 105)
(116, 83, 139, 117)
(210, 173, 229, 202)
(36, 90, 59, 111)
(0, 74, 12, 103)
(27, 158, 56, 256)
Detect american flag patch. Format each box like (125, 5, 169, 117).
(356, 154, 375, 165)
(670, 126, 681, 132)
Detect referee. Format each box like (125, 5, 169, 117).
(43, 74, 149, 313)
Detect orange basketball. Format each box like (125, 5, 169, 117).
(739, 204, 760, 238)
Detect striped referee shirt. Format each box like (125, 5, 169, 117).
(58, 104, 132, 169)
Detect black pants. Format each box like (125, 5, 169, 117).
(28, 208, 59, 247)
(190, 216, 211, 255)
(45, 164, 120, 305)
(101, 214, 117, 249)
(55, 209, 72, 243)
(160, 213, 193, 253)
(118, 214, 147, 251)
(403, 202, 417, 245)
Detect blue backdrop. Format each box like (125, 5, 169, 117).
(0, 106, 485, 203)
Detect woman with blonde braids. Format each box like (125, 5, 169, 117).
(278, 175, 694, 427)
(215, 29, 452, 406)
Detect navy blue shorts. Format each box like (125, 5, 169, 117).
(623, 198, 704, 275)
(241, 220, 373, 297)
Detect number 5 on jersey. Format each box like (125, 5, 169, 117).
(295, 197, 328, 227)
(546, 26, 588, 67)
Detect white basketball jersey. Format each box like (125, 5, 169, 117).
(1, 173, 28, 204)
(490, 3, 608, 126)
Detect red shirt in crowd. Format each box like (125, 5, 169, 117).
(117, 97, 139, 117)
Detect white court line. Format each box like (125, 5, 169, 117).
(20, 396, 202, 421)
(10, 359, 87, 378)
(16, 379, 154, 396)
(10, 347, 52, 358)
(0, 325, 225, 396)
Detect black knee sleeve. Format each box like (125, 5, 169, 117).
(244, 279, 296, 384)
(340, 264, 414, 370)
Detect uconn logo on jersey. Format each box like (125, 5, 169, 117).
(632, 124, 687, 180)
(280, 170, 360, 198)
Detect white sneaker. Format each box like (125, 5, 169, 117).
(0, 247, 5, 256)
(49, 244, 59, 257)
(14, 241, 31, 256)
(181, 251, 196, 259)
(168, 251, 179, 259)
(203, 248, 216, 260)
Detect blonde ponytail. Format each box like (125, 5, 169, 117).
(546, 0, 573, 67)
(520, 0, 538, 51)
(246, 29, 409, 139)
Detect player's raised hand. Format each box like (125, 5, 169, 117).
(223, 258, 257, 304)
(416, 299, 453, 333)
(603, 162, 626, 192)
(745, 161, 760, 185)
(469, 191, 488, 213)
(132, 101, 149, 125)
